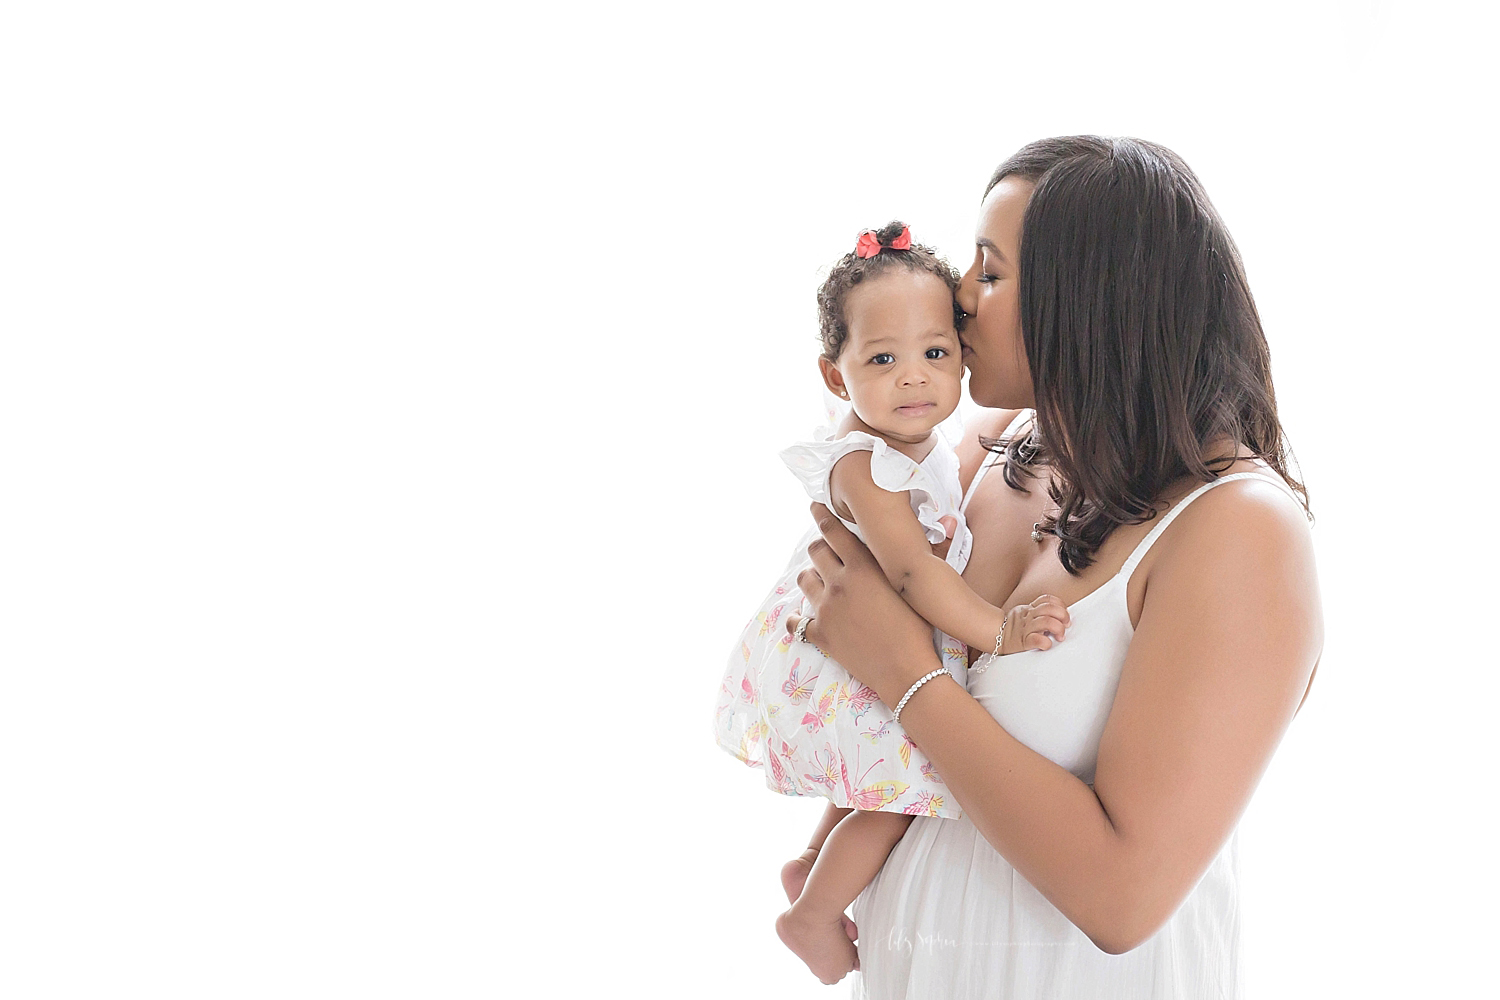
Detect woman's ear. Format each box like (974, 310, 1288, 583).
(818, 357, 848, 400)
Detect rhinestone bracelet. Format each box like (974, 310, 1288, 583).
(892, 667, 952, 725)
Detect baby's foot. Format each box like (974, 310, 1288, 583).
(776, 904, 858, 985)
(779, 850, 817, 903)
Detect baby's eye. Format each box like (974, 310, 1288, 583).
(871, 353, 895, 365)
(925, 348, 948, 360)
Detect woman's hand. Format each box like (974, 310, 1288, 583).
(785, 503, 941, 705)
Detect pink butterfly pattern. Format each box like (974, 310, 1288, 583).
(765, 746, 801, 795)
(711, 432, 974, 821)
(802, 746, 839, 791)
(839, 753, 908, 811)
(800, 682, 839, 733)
(756, 603, 786, 637)
(839, 682, 881, 722)
(903, 791, 945, 817)
(781, 658, 819, 704)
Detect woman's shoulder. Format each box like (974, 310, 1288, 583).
(1126, 459, 1322, 710)
(1175, 460, 1306, 521)
(1142, 461, 1314, 585)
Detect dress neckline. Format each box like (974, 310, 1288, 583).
(971, 469, 1299, 669)
(1046, 468, 1298, 605)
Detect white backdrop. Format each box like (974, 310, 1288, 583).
(3, 1, 1496, 996)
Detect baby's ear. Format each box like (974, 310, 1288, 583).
(818, 356, 847, 398)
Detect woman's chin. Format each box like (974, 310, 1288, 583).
(967, 377, 1033, 411)
(967, 382, 1004, 409)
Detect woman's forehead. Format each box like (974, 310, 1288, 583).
(977, 176, 1033, 250)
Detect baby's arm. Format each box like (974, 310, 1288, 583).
(830, 451, 1068, 654)
(777, 809, 912, 985)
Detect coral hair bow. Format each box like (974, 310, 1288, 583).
(855, 227, 912, 259)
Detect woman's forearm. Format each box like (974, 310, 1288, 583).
(798, 469, 1319, 956)
(894, 678, 1136, 952)
(795, 503, 1154, 950)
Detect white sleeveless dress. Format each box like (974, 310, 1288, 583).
(848, 443, 1305, 999)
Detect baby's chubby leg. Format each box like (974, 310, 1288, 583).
(776, 808, 914, 985)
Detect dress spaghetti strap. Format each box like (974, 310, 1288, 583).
(1119, 471, 1304, 579)
(961, 409, 1034, 513)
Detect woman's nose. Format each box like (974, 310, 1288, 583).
(956, 263, 979, 316)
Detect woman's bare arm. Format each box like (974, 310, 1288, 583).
(796, 482, 1321, 953)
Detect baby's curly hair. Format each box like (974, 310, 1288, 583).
(816, 220, 963, 361)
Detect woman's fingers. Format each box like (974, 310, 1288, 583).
(810, 502, 876, 570)
(796, 567, 825, 607)
(780, 611, 828, 650)
(783, 613, 829, 650)
(782, 613, 830, 650)
(804, 617, 828, 649)
(806, 538, 839, 579)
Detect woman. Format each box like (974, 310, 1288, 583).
(786, 136, 1322, 997)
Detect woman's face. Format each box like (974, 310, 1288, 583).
(957, 176, 1035, 410)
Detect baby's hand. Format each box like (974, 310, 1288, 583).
(1000, 594, 1071, 654)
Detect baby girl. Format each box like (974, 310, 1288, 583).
(713, 222, 1068, 984)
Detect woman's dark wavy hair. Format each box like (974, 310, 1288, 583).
(986, 136, 1309, 574)
(816, 220, 962, 360)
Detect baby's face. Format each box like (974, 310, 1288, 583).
(829, 269, 962, 443)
